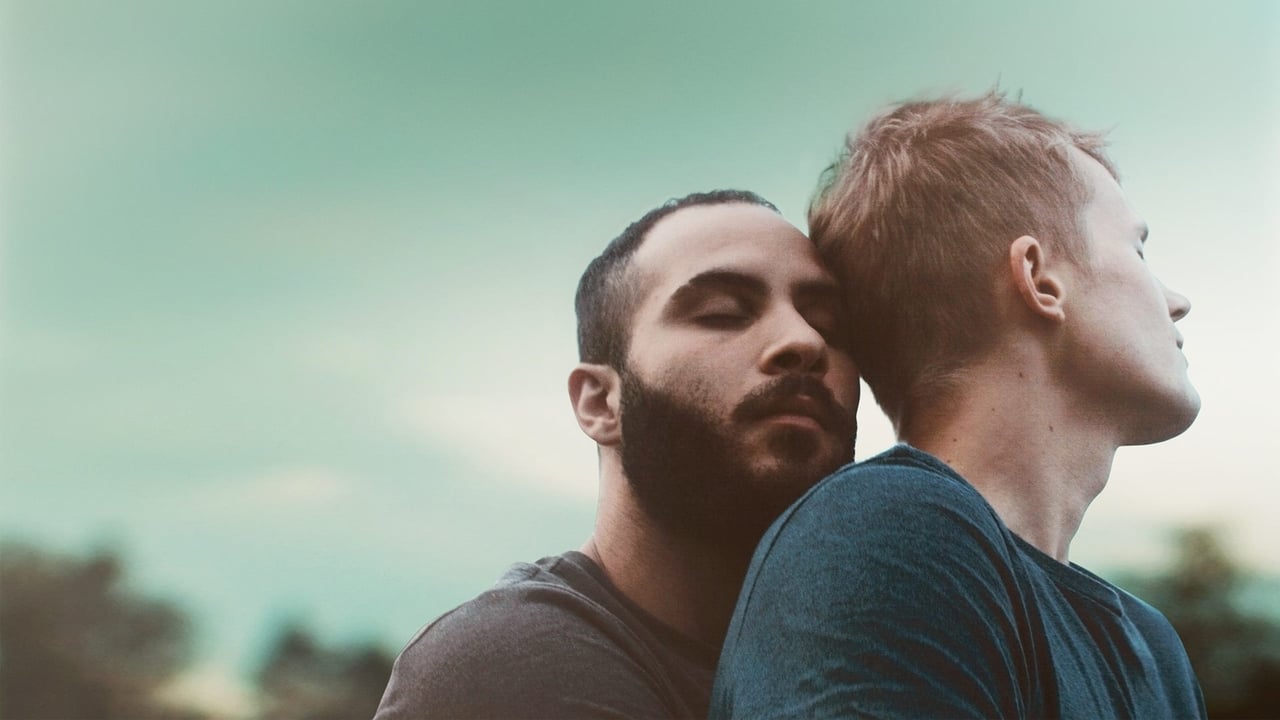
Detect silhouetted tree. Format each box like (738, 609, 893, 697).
(1123, 527, 1280, 718)
(255, 622, 394, 720)
(0, 541, 198, 719)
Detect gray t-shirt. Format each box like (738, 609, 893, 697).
(375, 551, 717, 719)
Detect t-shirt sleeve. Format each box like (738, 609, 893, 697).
(1117, 591, 1208, 719)
(713, 462, 1036, 719)
(374, 582, 675, 720)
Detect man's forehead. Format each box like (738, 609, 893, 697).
(1072, 147, 1144, 228)
(632, 203, 821, 282)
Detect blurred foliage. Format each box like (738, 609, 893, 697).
(0, 541, 196, 719)
(1119, 527, 1280, 719)
(4, 531, 1278, 718)
(255, 623, 393, 720)
(0, 541, 394, 719)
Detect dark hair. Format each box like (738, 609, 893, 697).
(808, 91, 1116, 430)
(575, 190, 779, 366)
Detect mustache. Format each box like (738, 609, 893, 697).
(732, 374, 854, 436)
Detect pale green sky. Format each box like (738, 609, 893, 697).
(2, 0, 1277, 709)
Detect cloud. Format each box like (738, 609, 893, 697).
(397, 390, 598, 500)
(198, 465, 355, 516)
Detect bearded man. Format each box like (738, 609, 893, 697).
(375, 189, 859, 719)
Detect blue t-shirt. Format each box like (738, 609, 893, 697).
(711, 445, 1205, 719)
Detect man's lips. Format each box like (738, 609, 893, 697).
(733, 374, 850, 437)
(758, 394, 831, 430)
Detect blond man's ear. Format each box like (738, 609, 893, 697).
(1008, 235, 1067, 323)
(568, 363, 623, 446)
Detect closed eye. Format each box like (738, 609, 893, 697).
(695, 312, 750, 329)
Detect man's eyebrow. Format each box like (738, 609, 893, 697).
(668, 269, 769, 306)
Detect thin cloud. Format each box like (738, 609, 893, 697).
(396, 390, 597, 500)
(198, 465, 354, 515)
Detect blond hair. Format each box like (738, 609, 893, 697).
(809, 91, 1115, 430)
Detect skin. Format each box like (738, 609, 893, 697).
(910, 148, 1199, 563)
(567, 202, 859, 645)
(1053, 150, 1200, 445)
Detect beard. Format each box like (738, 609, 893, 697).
(618, 369, 856, 550)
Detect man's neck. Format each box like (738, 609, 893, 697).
(581, 506, 750, 648)
(904, 362, 1119, 563)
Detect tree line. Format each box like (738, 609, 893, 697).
(0, 541, 393, 719)
(2, 529, 1278, 718)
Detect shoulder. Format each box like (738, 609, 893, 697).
(1113, 586, 1198, 665)
(375, 556, 673, 719)
(763, 445, 1007, 559)
(716, 448, 1039, 718)
(811, 445, 990, 509)
(1102, 583, 1206, 716)
(414, 563, 600, 648)
(741, 446, 1019, 596)
(725, 445, 1031, 674)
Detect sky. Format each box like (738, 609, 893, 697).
(2, 0, 1277, 712)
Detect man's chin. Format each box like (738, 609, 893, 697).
(748, 454, 844, 497)
(761, 424, 856, 472)
(1160, 397, 1203, 443)
(755, 423, 820, 459)
(1124, 386, 1202, 446)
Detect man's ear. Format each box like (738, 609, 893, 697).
(1008, 235, 1067, 323)
(568, 363, 622, 446)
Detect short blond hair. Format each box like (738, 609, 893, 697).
(809, 91, 1115, 430)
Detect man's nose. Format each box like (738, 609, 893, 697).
(1164, 281, 1191, 322)
(761, 310, 828, 374)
